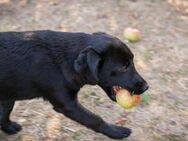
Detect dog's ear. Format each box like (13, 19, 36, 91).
(74, 47, 101, 82)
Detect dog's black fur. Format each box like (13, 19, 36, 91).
(0, 30, 148, 139)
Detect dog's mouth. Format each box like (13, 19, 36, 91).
(111, 86, 124, 95)
(104, 86, 134, 102)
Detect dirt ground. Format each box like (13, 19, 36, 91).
(0, 0, 188, 141)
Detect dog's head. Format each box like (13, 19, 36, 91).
(74, 32, 149, 101)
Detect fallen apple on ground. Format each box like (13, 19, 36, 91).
(116, 89, 141, 109)
(123, 27, 140, 42)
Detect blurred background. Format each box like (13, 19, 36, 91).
(0, 0, 188, 141)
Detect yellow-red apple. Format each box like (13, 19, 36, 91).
(116, 89, 141, 109)
(123, 28, 140, 42)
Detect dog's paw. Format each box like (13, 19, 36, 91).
(1, 121, 22, 134)
(99, 123, 132, 139)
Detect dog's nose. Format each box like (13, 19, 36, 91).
(135, 81, 149, 94)
(142, 83, 149, 92)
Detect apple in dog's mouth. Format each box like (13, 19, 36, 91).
(112, 86, 141, 109)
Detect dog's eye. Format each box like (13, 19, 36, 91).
(110, 61, 130, 76)
(117, 61, 130, 72)
(118, 66, 128, 72)
(111, 65, 127, 76)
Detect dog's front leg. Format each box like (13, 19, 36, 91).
(0, 101, 22, 134)
(49, 90, 132, 139)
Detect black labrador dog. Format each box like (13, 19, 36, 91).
(0, 30, 148, 139)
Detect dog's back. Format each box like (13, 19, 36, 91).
(0, 31, 54, 101)
(0, 31, 91, 101)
